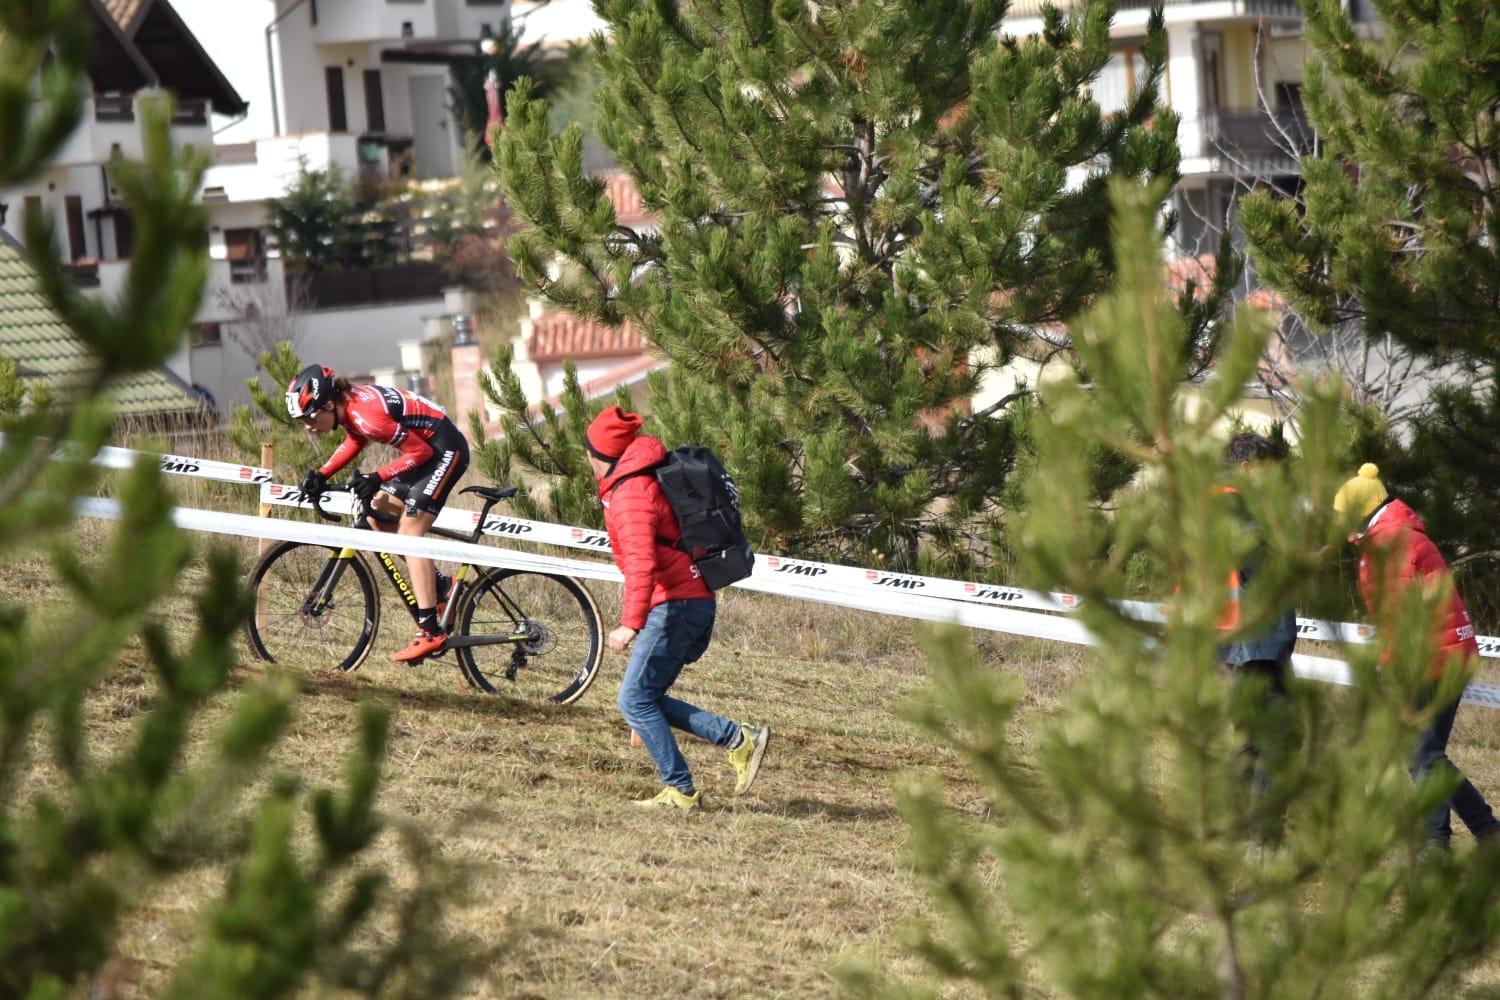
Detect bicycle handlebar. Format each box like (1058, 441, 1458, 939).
(309, 484, 342, 523)
(309, 476, 400, 526)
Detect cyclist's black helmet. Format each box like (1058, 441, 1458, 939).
(285, 364, 338, 419)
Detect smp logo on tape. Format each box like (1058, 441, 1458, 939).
(476, 514, 533, 537)
(160, 456, 201, 475)
(569, 527, 611, 549)
(267, 484, 322, 504)
(765, 556, 827, 577)
(1479, 638, 1500, 657)
(962, 582, 1025, 604)
(239, 466, 272, 484)
(864, 570, 924, 590)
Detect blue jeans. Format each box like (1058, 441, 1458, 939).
(618, 599, 737, 792)
(1411, 690, 1500, 846)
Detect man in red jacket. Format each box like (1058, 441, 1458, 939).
(1335, 463, 1499, 850)
(586, 406, 769, 812)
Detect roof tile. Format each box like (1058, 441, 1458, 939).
(0, 239, 203, 415)
(528, 312, 646, 362)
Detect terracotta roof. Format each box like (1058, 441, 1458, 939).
(595, 171, 842, 226)
(528, 313, 646, 362)
(1245, 287, 1288, 313)
(0, 232, 205, 416)
(1165, 253, 1288, 316)
(1166, 253, 1218, 299)
(600, 173, 654, 228)
(100, 0, 146, 32)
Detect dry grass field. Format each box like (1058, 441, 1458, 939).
(27, 483, 1500, 998)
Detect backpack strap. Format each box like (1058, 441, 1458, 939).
(605, 466, 681, 551)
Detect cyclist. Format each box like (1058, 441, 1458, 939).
(286, 364, 470, 663)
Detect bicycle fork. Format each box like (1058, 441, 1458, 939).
(301, 547, 360, 617)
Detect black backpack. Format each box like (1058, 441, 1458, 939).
(617, 445, 755, 591)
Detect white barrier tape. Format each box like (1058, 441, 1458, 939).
(1118, 598, 1383, 648)
(0, 435, 274, 486)
(81, 493, 1094, 645)
(262, 488, 1078, 612)
(73, 497, 624, 585)
(74, 494, 1500, 711)
(46, 442, 1498, 660)
(250, 487, 1095, 644)
(46, 438, 1498, 662)
(258, 484, 1500, 660)
(91, 446, 273, 485)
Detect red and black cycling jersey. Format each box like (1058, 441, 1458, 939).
(317, 384, 456, 483)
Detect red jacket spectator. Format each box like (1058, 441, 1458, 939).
(1334, 463, 1499, 846)
(598, 432, 712, 631)
(1352, 497, 1478, 678)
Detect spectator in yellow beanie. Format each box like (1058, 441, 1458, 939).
(1332, 462, 1389, 535)
(1333, 462, 1498, 850)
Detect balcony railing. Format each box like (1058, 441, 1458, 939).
(292, 263, 448, 310)
(1203, 108, 1314, 160)
(63, 260, 100, 287)
(213, 142, 257, 165)
(1006, 0, 1303, 19)
(94, 94, 134, 123)
(171, 99, 209, 127)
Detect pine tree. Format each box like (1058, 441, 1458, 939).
(265, 161, 368, 272)
(492, 0, 1183, 573)
(0, 4, 483, 993)
(1238, 0, 1500, 612)
(838, 182, 1500, 999)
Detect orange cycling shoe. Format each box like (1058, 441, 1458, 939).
(392, 629, 447, 663)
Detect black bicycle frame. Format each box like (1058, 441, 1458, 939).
(313, 483, 536, 650)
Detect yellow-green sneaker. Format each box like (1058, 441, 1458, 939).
(728, 724, 770, 795)
(635, 786, 702, 812)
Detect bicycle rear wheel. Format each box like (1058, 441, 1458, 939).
(455, 569, 604, 703)
(245, 542, 380, 673)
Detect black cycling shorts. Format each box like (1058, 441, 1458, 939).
(382, 422, 470, 517)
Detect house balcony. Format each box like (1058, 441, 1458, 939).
(1181, 107, 1313, 177)
(444, 0, 510, 41)
(311, 0, 438, 45)
(1005, 0, 1302, 23)
(289, 263, 450, 311)
(49, 95, 213, 168)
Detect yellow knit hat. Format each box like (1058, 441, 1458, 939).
(1333, 463, 1389, 521)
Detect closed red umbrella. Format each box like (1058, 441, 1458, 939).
(484, 69, 503, 150)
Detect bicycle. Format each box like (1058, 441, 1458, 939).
(244, 480, 606, 704)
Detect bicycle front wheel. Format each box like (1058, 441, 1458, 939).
(245, 542, 380, 673)
(455, 570, 604, 703)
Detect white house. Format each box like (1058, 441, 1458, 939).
(1, 0, 517, 414)
(175, 0, 516, 412)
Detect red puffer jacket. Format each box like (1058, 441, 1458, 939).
(1355, 498, 1479, 678)
(598, 433, 712, 630)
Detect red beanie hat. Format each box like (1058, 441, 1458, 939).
(585, 405, 643, 461)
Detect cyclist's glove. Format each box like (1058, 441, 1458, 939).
(300, 468, 327, 499)
(349, 470, 384, 504)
